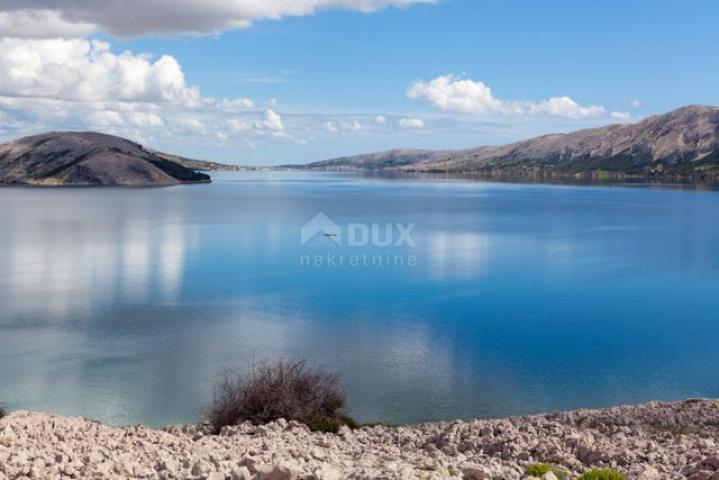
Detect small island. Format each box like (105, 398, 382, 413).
(0, 131, 214, 187)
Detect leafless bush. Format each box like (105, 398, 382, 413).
(206, 359, 355, 433)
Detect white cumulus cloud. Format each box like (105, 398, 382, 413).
(0, 37, 303, 147)
(0, 1, 437, 38)
(254, 109, 284, 132)
(0, 38, 199, 104)
(399, 117, 424, 128)
(89, 110, 124, 127)
(175, 116, 205, 133)
(407, 75, 617, 119)
(219, 98, 256, 111)
(323, 119, 365, 133)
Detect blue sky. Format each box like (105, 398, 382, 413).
(0, 0, 717, 164)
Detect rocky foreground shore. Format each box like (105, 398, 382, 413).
(1, 399, 718, 480)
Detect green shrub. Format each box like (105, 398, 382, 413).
(307, 414, 358, 433)
(206, 359, 356, 434)
(577, 469, 626, 480)
(525, 463, 568, 480)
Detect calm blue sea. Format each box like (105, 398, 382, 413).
(1, 172, 718, 427)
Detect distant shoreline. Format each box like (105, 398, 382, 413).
(4, 168, 719, 191)
(268, 168, 719, 191)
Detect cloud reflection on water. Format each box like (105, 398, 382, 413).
(1, 175, 719, 427)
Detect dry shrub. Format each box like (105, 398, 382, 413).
(206, 359, 355, 433)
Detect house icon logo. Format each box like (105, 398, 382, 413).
(300, 212, 342, 246)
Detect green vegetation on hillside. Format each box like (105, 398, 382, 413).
(147, 156, 210, 183)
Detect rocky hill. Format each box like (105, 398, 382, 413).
(0, 132, 213, 187)
(306, 105, 719, 182)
